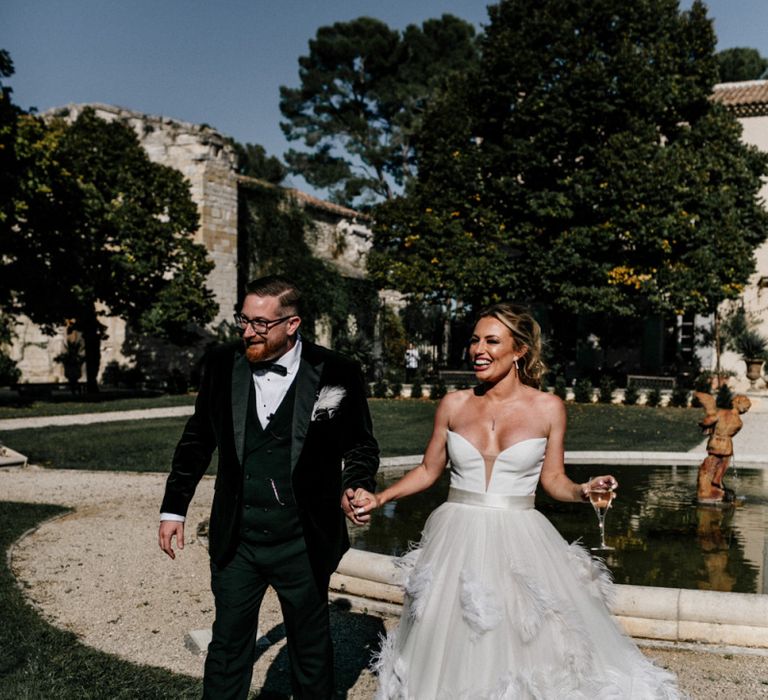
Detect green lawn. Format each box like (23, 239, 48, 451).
(1, 399, 704, 471)
(564, 403, 703, 451)
(2, 417, 190, 471)
(0, 501, 202, 699)
(0, 393, 196, 419)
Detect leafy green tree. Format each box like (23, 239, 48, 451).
(228, 140, 287, 183)
(0, 50, 22, 383)
(239, 181, 349, 331)
(280, 15, 478, 207)
(0, 50, 22, 310)
(716, 47, 768, 82)
(239, 179, 380, 372)
(3, 107, 216, 391)
(369, 1, 768, 322)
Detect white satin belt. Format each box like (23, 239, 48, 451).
(447, 487, 535, 510)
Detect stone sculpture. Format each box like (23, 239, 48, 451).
(693, 391, 751, 504)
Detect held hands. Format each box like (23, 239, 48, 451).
(341, 488, 373, 526)
(580, 475, 618, 502)
(341, 487, 380, 526)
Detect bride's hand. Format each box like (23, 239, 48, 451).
(580, 475, 618, 501)
(352, 488, 380, 518)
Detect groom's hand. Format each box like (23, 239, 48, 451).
(159, 521, 185, 560)
(342, 488, 370, 526)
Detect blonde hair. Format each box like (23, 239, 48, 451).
(476, 303, 545, 388)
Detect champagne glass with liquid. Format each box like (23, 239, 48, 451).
(588, 478, 616, 551)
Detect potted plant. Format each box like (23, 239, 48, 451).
(54, 339, 86, 393)
(732, 329, 768, 382)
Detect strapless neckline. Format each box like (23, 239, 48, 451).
(447, 429, 547, 461)
(447, 430, 547, 491)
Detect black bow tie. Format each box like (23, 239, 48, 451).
(250, 361, 288, 376)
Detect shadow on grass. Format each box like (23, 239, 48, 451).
(0, 501, 203, 699)
(250, 601, 386, 698)
(1, 501, 386, 699)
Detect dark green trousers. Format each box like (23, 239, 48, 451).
(203, 536, 334, 700)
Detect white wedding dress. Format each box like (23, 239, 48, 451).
(373, 430, 682, 699)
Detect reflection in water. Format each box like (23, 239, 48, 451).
(350, 465, 766, 594)
(696, 506, 737, 592)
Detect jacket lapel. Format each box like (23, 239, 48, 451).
(291, 344, 323, 472)
(231, 352, 251, 466)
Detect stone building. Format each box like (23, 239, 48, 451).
(8, 104, 373, 385)
(708, 80, 768, 389)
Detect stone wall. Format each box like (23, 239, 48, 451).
(708, 83, 768, 387)
(9, 104, 372, 384)
(56, 103, 240, 326)
(708, 112, 768, 387)
(290, 190, 372, 279)
(738, 112, 768, 337)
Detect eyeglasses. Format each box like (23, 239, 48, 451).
(233, 313, 294, 334)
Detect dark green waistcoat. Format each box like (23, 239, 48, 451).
(240, 377, 303, 544)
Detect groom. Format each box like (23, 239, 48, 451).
(158, 275, 379, 699)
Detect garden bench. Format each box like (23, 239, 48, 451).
(626, 375, 676, 390)
(14, 382, 61, 399)
(439, 370, 478, 387)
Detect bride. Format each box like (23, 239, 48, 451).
(353, 303, 681, 699)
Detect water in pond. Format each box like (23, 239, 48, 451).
(349, 464, 768, 594)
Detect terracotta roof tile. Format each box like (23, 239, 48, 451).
(236, 174, 369, 221)
(711, 80, 768, 117)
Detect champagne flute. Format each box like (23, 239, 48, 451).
(587, 477, 616, 551)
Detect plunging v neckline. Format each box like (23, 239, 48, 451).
(447, 429, 547, 490)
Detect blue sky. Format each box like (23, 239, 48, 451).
(2, 1, 767, 194)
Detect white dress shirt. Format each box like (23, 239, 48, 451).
(252, 337, 302, 429)
(160, 338, 302, 523)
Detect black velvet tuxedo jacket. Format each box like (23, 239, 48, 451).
(160, 339, 380, 581)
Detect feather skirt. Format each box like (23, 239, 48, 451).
(372, 501, 683, 700)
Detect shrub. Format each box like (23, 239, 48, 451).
(573, 378, 594, 403)
(165, 369, 188, 395)
(732, 328, 768, 360)
(623, 383, 639, 406)
(693, 372, 713, 393)
(430, 377, 447, 400)
(597, 376, 615, 404)
(668, 385, 690, 408)
(692, 373, 711, 407)
(410, 375, 424, 399)
(645, 387, 662, 407)
(390, 379, 403, 398)
(553, 376, 567, 400)
(0, 352, 21, 387)
(372, 377, 389, 398)
(101, 361, 145, 389)
(715, 383, 734, 409)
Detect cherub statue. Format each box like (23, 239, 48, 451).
(693, 391, 751, 503)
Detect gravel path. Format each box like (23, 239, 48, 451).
(2, 464, 767, 698)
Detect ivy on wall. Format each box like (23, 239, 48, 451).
(238, 181, 379, 375)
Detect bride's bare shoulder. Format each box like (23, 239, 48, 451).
(441, 388, 475, 409)
(528, 386, 565, 411)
